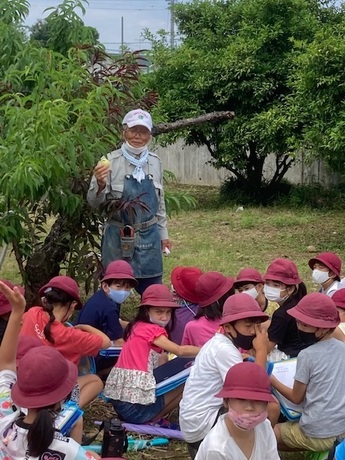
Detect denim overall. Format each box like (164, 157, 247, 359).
(101, 174, 163, 280)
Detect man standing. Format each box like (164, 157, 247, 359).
(87, 109, 171, 295)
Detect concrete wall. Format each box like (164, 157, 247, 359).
(153, 139, 339, 187)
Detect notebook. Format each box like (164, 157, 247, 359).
(55, 401, 84, 436)
(154, 357, 194, 396)
(99, 346, 122, 357)
(271, 358, 302, 421)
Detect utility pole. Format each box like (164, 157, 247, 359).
(121, 16, 124, 54)
(168, 0, 175, 48)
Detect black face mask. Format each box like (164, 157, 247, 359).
(298, 330, 320, 346)
(232, 327, 256, 350)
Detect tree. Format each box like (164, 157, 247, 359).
(0, 0, 157, 305)
(291, 18, 345, 174)
(146, 0, 328, 199)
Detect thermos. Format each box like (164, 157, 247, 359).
(101, 418, 128, 458)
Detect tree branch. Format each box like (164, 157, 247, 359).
(152, 111, 235, 136)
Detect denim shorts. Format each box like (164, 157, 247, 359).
(112, 396, 165, 424)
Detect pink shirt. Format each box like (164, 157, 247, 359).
(20, 307, 103, 365)
(182, 316, 222, 347)
(116, 321, 168, 372)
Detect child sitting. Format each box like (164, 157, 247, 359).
(75, 260, 137, 375)
(234, 268, 279, 318)
(309, 251, 345, 297)
(264, 258, 308, 358)
(104, 284, 199, 424)
(0, 280, 99, 459)
(169, 266, 203, 344)
(195, 362, 280, 460)
(271, 292, 345, 452)
(181, 271, 235, 347)
(20, 275, 111, 407)
(179, 293, 275, 459)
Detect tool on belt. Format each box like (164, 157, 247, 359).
(120, 225, 135, 259)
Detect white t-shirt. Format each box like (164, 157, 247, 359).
(195, 415, 280, 460)
(322, 280, 345, 297)
(179, 333, 242, 443)
(0, 370, 95, 460)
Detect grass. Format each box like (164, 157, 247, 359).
(1, 184, 344, 459)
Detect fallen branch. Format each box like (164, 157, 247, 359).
(152, 110, 235, 136)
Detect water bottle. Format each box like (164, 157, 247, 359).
(101, 418, 128, 458)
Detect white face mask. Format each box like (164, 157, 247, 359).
(124, 141, 148, 155)
(241, 287, 258, 300)
(149, 315, 169, 328)
(263, 285, 287, 303)
(312, 269, 330, 285)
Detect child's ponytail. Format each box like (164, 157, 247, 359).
(27, 407, 56, 457)
(43, 288, 75, 343)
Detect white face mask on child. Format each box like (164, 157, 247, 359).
(241, 287, 258, 300)
(149, 316, 169, 328)
(312, 269, 330, 285)
(263, 285, 287, 303)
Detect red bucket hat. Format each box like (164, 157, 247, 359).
(220, 293, 269, 325)
(234, 268, 263, 288)
(308, 252, 341, 279)
(16, 335, 44, 365)
(263, 258, 301, 285)
(215, 361, 275, 402)
(332, 288, 345, 309)
(288, 292, 340, 328)
(140, 284, 179, 308)
(101, 260, 138, 287)
(171, 266, 203, 304)
(38, 276, 82, 309)
(0, 280, 24, 316)
(12, 347, 78, 408)
(196, 272, 234, 308)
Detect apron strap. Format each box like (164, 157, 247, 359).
(108, 216, 158, 231)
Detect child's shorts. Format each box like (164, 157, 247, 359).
(281, 422, 343, 451)
(112, 396, 165, 424)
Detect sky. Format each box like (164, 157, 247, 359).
(25, 0, 188, 53)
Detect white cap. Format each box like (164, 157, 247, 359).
(122, 109, 152, 132)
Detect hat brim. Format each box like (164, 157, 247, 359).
(262, 274, 302, 285)
(126, 120, 152, 132)
(234, 278, 262, 288)
(11, 359, 78, 409)
(101, 272, 138, 288)
(171, 267, 200, 304)
(215, 388, 276, 403)
(139, 300, 180, 308)
(198, 277, 234, 308)
(288, 306, 340, 328)
(220, 310, 269, 325)
(308, 257, 340, 279)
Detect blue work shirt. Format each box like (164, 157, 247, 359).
(75, 290, 123, 341)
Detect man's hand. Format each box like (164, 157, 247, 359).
(0, 281, 26, 314)
(94, 162, 110, 190)
(161, 239, 172, 253)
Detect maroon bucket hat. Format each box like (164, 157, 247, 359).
(332, 288, 345, 310)
(263, 258, 301, 285)
(140, 284, 179, 309)
(196, 271, 234, 308)
(38, 276, 82, 309)
(288, 292, 340, 328)
(308, 252, 341, 280)
(216, 361, 276, 402)
(220, 293, 269, 325)
(12, 347, 78, 409)
(234, 268, 263, 288)
(101, 260, 138, 287)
